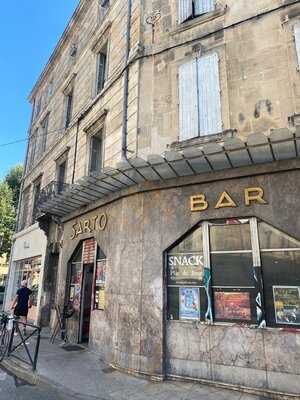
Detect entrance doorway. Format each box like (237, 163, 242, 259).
(66, 239, 106, 344)
(79, 264, 94, 343)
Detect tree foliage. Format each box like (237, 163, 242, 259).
(0, 182, 16, 257)
(5, 164, 23, 208)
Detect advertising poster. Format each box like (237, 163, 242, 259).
(273, 286, 300, 325)
(96, 260, 106, 285)
(179, 287, 200, 320)
(214, 291, 251, 321)
(168, 253, 204, 286)
(98, 287, 105, 310)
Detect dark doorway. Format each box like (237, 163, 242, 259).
(79, 264, 94, 343)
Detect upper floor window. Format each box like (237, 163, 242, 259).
(178, 53, 222, 141)
(64, 89, 74, 129)
(96, 43, 108, 95)
(32, 177, 42, 224)
(40, 114, 49, 155)
(294, 23, 300, 70)
(99, 0, 110, 23)
(89, 130, 103, 176)
(27, 129, 38, 171)
(57, 159, 67, 194)
(19, 186, 30, 231)
(178, 0, 215, 24)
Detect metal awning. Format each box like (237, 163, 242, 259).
(38, 129, 300, 217)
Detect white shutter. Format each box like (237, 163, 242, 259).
(194, 0, 214, 15)
(178, 0, 193, 24)
(197, 53, 222, 136)
(294, 24, 300, 69)
(179, 59, 199, 141)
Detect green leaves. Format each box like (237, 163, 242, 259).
(0, 164, 23, 257)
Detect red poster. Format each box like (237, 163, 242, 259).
(83, 239, 96, 264)
(214, 291, 251, 321)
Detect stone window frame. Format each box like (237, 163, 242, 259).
(55, 148, 70, 193)
(62, 73, 76, 130)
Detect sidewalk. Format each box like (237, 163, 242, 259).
(2, 331, 271, 400)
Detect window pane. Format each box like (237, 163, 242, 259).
(211, 253, 254, 287)
(259, 221, 300, 249)
(210, 221, 251, 251)
(169, 226, 202, 253)
(261, 251, 300, 326)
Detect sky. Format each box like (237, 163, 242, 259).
(0, 0, 79, 180)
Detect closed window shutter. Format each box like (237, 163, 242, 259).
(178, 0, 193, 24)
(197, 53, 222, 136)
(294, 24, 300, 69)
(194, 0, 214, 16)
(179, 59, 199, 141)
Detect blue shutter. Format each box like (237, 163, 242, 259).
(179, 59, 199, 141)
(294, 24, 300, 69)
(178, 0, 193, 24)
(197, 53, 222, 136)
(194, 0, 214, 16)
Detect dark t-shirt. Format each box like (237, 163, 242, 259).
(16, 287, 32, 311)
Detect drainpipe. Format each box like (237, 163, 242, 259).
(121, 0, 132, 160)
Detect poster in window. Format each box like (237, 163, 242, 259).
(168, 253, 204, 286)
(214, 291, 251, 321)
(98, 287, 105, 310)
(96, 260, 106, 285)
(273, 286, 300, 325)
(179, 287, 200, 320)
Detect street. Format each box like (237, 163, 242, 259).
(0, 367, 78, 400)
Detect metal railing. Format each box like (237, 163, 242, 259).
(0, 313, 42, 371)
(8, 319, 41, 371)
(36, 181, 70, 212)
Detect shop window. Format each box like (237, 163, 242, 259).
(259, 222, 300, 327)
(166, 218, 300, 328)
(12, 256, 41, 322)
(67, 240, 107, 315)
(94, 247, 106, 311)
(167, 225, 205, 321)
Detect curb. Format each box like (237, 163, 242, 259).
(1, 358, 38, 385)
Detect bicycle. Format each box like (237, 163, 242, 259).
(0, 312, 13, 362)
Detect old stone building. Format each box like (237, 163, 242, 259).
(5, 0, 300, 397)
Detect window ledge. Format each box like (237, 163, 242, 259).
(171, 5, 227, 36)
(170, 129, 236, 152)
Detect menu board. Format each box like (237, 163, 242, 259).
(179, 287, 200, 320)
(168, 253, 204, 286)
(83, 239, 96, 264)
(214, 291, 251, 321)
(273, 286, 300, 325)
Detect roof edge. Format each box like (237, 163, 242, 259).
(28, 0, 90, 102)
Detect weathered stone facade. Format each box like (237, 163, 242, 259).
(6, 0, 300, 397)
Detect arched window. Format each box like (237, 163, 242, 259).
(166, 218, 300, 328)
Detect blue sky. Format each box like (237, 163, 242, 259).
(0, 0, 79, 180)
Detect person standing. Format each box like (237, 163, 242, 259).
(11, 280, 32, 332)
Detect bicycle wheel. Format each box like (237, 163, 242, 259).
(0, 329, 10, 361)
